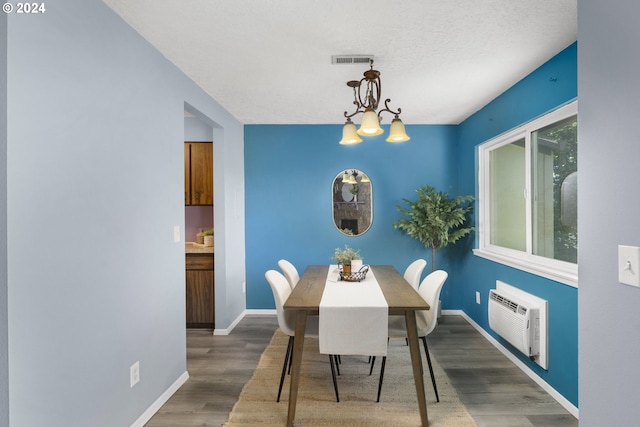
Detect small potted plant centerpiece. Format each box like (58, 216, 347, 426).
(203, 228, 214, 247)
(331, 245, 362, 274)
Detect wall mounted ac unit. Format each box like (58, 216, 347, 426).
(488, 281, 548, 369)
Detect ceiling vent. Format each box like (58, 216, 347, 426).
(331, 55, 374, 65)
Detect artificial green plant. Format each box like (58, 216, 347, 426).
(394, 185, 474, 270)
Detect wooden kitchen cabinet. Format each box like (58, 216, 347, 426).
(184, 142, 213, 205)
(186, 253, 214, 328)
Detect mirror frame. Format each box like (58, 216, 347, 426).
(331, 169, 373, 236)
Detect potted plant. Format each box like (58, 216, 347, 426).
(331, 245, 361, 274)
(203, 228, 214, 247)
(394, 185, 474, 271)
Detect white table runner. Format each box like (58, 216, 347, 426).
(319, 265, 388, 356)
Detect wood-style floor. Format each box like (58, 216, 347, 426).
(144, 315, 578, 427)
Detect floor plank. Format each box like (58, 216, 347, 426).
(144, 315, 279, 427)
(429, 316, 578, 427)
(145, 314, 578, 427)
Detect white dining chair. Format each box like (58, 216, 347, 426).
(278, 259, 300, 289)
(265, 270, 340, 402)
(403, 259, 427, 290)
(374, 270, 448, 403)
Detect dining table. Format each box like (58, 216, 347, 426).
(283, 264, 431, 427)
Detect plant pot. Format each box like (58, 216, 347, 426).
(342, 265, 351, 274)
(203, 235, 214, 247)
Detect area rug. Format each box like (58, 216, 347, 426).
(223, 330, 477, 427)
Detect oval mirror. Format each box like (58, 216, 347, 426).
(332, 169, 373, 236)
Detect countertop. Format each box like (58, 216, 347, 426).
(185, 242, 214, 254)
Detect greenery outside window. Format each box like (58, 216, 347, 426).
(475, 101, 578, 287)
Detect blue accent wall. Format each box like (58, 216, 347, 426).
(457, 42, 578, 406)
(244, 42, 578, 407)
(245, 124, 463, 309)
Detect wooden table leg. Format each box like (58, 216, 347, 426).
(405, 310, 428, 427)
(286, 310, 307, 427)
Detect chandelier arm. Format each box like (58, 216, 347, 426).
(356, 76, 371, 110)
(377, 99, 402, 121)
(344, 102, 364, 120)
(344, 80, 366, 120)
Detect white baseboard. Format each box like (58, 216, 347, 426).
(131, 371, 189, 427)
(213, 311, 246, 335)
(440, 309, 464, 316)
(213, 309, 276, 336)
(244, 309, 277, 315)
(444, 310, 579, 419)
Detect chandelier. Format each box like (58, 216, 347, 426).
(339, 60, 410, 145)
(342, 169, 370, 184)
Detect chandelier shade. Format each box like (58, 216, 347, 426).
(386, 117, 411, 143)
(340, 59, 409, 144)
(339, 119, 363, 145)
(357, 109, 384, 136)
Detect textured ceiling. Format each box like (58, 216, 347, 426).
(102, 0, 577, 125)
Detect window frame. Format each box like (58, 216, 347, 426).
(474, 101, 578, 288)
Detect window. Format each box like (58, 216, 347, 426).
(475, 101, 578, 287)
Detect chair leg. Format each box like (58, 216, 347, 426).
(333, 355, 341, 375)
(421, 336, 439, 402)
(376, 356, 387, 402)
(370, 337, 388, 375)
(329, 354, 340, 402)
(277, 336, 294, 402)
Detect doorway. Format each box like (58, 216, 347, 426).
(184, 110, 215, 330)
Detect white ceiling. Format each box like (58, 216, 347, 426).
(102, 0, 577, 125)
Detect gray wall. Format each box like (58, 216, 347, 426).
(0, 10, 8, 427)
(184, 116, 213, 142)
(6, 0, 245, 425)
(578, 0, 640, 424)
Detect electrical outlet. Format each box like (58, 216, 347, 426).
(173, 225, 181, 243)
(475, 291, 481, 304)
(130, 361, 140, 387)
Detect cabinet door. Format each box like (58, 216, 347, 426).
(186, 270, 214, 328)
(184, 144, 191, 205)
(189, 143, 213, 205)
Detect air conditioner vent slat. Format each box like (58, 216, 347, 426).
(489, 289, 538, 358)
(489, 292, 521, 313)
